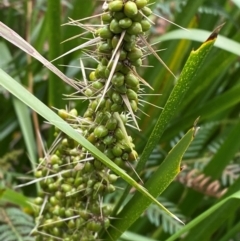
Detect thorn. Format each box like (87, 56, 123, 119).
(153, 12, 189, 32)
(96, 51, 121, 111)
(139, 34, 177, 79)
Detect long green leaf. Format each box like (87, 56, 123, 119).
(0, 188, 32, 210)
(103, 127, 196, 240)
(137, 26, 221, 173)
(166, 190, 240, 241)
(47, 0, 65, 108)
(13, 98, 37, 170)
(155, 29, 240, 56)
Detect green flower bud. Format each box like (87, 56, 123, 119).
(94, 125, 109, 138)
(102, 205, 113, 216)
(114, 84, 127, 94)
(122, 152, 129, 160)
(128, 47, 143, 61)
(103, 135, 115, 145)
(92, 80, 104, 90)
(111, 103, 123, 112)
(132, 58, 142, 66)
(119, 49, 127, 60)
(127, 89, 138, 100)
(83, 108, 94, 118)
(34, 197, 43, 205)
(130, 99, 138, 112)
(101, 12, 113, 23)
(86, 220, 102, 232)
(37, 173, 45, 183)
(84, 88, 93, 97)
(112, 91, 122, 104)
(106, 117, 118, 130)
(55, 191, 63, 199)
(141, 19, 151, 31)
(114, 157, 124, 167)
(124, 1, 138, 18)
(131, 12, 142, 22)
(68, 219, 76, 229)
(108, 0, 123, 12)
(127, 22, 143, 35)
(136, 0, 148, 9)
(58, 109, 69, 119)
(98, 42, 112, 53)
(50, 196, 58, 205)
(123, 39, 136, 51)
(125, 72, 139, 87)
(113, 11, 126, 21)
(110, 19, 122, 34)
(128, 150, 139, 161)
(104, 148, 115, 159)
(103, 217, 110, 228)
(93, 182, 105, 192)
(87, 132, 96, 143)
(141, 6, 152, 16)
(83, 162, 94, 172)
(52, 227, 61, 236)
(101, 57, 109, 65)
(123, 33, 136, 42)
(79, 210, 90, 220)
(65, 209, 74, 217)
(119, 18, 133, 29)
(61, 184, 72, 192)
(106, 184, 116, 192)
(89, 71, 97, 81)
(112, 144, 123, 157)
(111, 72, 125, 87)
(115, 128, 124, 140)
(74, 177, 83, 187)
(98, 26, 113, 39)
(111, 35, 120, 49)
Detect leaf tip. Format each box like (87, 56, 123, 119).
(193, 117, 200, 137)
(205, 23, 225, 42)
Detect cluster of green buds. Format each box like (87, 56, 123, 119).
(33, 0, 152, 240)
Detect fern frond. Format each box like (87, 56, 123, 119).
(146, 197, 185, 234)
(0, 207, 35, 241)
(221, 163, 240, 186)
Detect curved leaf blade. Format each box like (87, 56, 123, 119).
(155, 29, 240, 56)
(166, 190, 240, 241)
(137, 25, 221, 173)
(104, 127, 196, 240)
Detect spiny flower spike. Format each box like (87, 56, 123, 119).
(32, 1, 181, 240)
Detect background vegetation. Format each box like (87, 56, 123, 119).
(0, 0, 240, 240)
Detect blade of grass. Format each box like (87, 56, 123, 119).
(47, 0, 65, 108)
(0, 188, 32, 210)
(103, 127, 196, 240)
(166, 190, 240, 241)
(155, 29, 240, 56)
(137, 25, 221, 176)
(12, 98, 37, 170)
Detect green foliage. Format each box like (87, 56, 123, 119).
(0, 0, 240, 240)
(0, 207, 35, 241)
